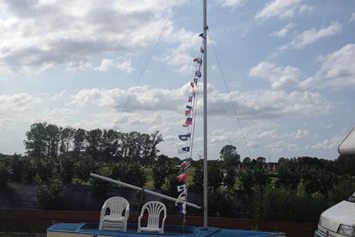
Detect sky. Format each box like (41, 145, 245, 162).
(0, 0, 354, 162)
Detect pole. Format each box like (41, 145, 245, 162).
(202, 0, 208, 230)
(90, 173, 201, 209)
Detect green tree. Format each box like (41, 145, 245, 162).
(220, 145, 237, 160)
(152, 155, 174, 189)
(59, 126, 75, 155)
(24, 122, 47, 158)
(73, 128, 86, 159)
(85, 129, 102, 160)
(45, 124, 60, 158)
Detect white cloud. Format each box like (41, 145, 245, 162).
(117, 59, 133, 73)
(49, 90, 68, 101)
(349, 11, 355, 23)
(269, 23, 295, 38)
(217, 0, 245, 10)
(299, 4, 314, 13)
(249, 61, 302, 89)
(299, 44, 355, 89)
(255, 0, 313, 20)
(268, 140, 299, 152)
(307, 134, 344, 150)
(257, 129, 308, 139)
(280, 22, 342, 50)
(94, 58, 115, 72)
(66, 60, 92, 72)
(0, 93, 42, 113)
(0, 0, 190, 74)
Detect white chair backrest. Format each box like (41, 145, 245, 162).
(139, 201, 166, 230)
(99, 196, 130, 231)
(104, 197, 129, 217)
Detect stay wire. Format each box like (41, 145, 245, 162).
(207, 30, 252, 159)
(112, 0, 180, 130)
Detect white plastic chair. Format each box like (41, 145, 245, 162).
(137, 201, 167, 234)
(99, 196, 130, 232)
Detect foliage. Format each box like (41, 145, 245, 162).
(238, 168, 271, 194)
(33, 159, 54, 182)
(0, 161, 10, 188)
(220, 145, 240, 169)
(152, 155, 175, 189)
(59, 156, 75, 183)
(192, 160, 203, 191)
(328, 176, 355, 204)
(109, 162, 128, 181)
(208, 160, 224, 190)
(223, 167, 237, 190)
(90, 167, 111, 195)
(208, 187, 240, 217)
(75, 157, 98, 183)
(36, 180, 64, 210)
(8, 154, 25, 182)
(251, 183, 329, 222)
(122, 163, 147, 187)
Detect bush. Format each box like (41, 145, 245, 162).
(8, 155, 25, 182)
(59, 156, 75, 183)
(110, 162, 128, 181)
(121, 163, 147, 187)
(0, 162, 10, 188)
(223, 167, 237, 191)
(36, 180, 64, 210)
(23, 159, 36, 183)
(152, 155, 175, 189)
(328, 176, 355, 204)
(75, 157, 98, 183)
(251, 183, 329, 221)
(208, 187, 240, 217)
(90, 167, 111, 195)
(34, 160, 54, 182)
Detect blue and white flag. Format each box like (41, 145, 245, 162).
(179, 133, 191, 141)
(177, 146, 190, 154)
(177, 184, 186, 192)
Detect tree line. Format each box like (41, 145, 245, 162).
(23, 122, 163, 166)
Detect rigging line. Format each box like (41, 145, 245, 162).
(207, 30, 252, 159)
(112, 0, 180, 130)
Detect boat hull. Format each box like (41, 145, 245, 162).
(47, 223, 285, 237)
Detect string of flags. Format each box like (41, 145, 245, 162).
(175, 31, 205, 217)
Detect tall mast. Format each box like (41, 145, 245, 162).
(202, 0, 208, 230)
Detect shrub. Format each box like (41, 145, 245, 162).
(208, 187, 240, 217)
(75, 157, 98, 183)
(110, 162, 128, 181)
(59, 156, 75, 183)
(251, 183, 329, 222)
(8, 155, 25, 182)
(152, 155, 175, 189)
(223, 167, 237, 191)
(90, 167, 111, 195)
(0, 162, 10, 188)
(121, 163, 147, 187)
(36, 180, 64, 210)
(23, 159, 36, 183)
(34, 160, 54, 182)
(328, 176, 355, 205)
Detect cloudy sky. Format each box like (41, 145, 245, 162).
(0, 0, 354, 162)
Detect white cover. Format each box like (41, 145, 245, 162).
(99, 196, 130, 232)
(338, 126, 355, 156)
(137, 201, 167, 234)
